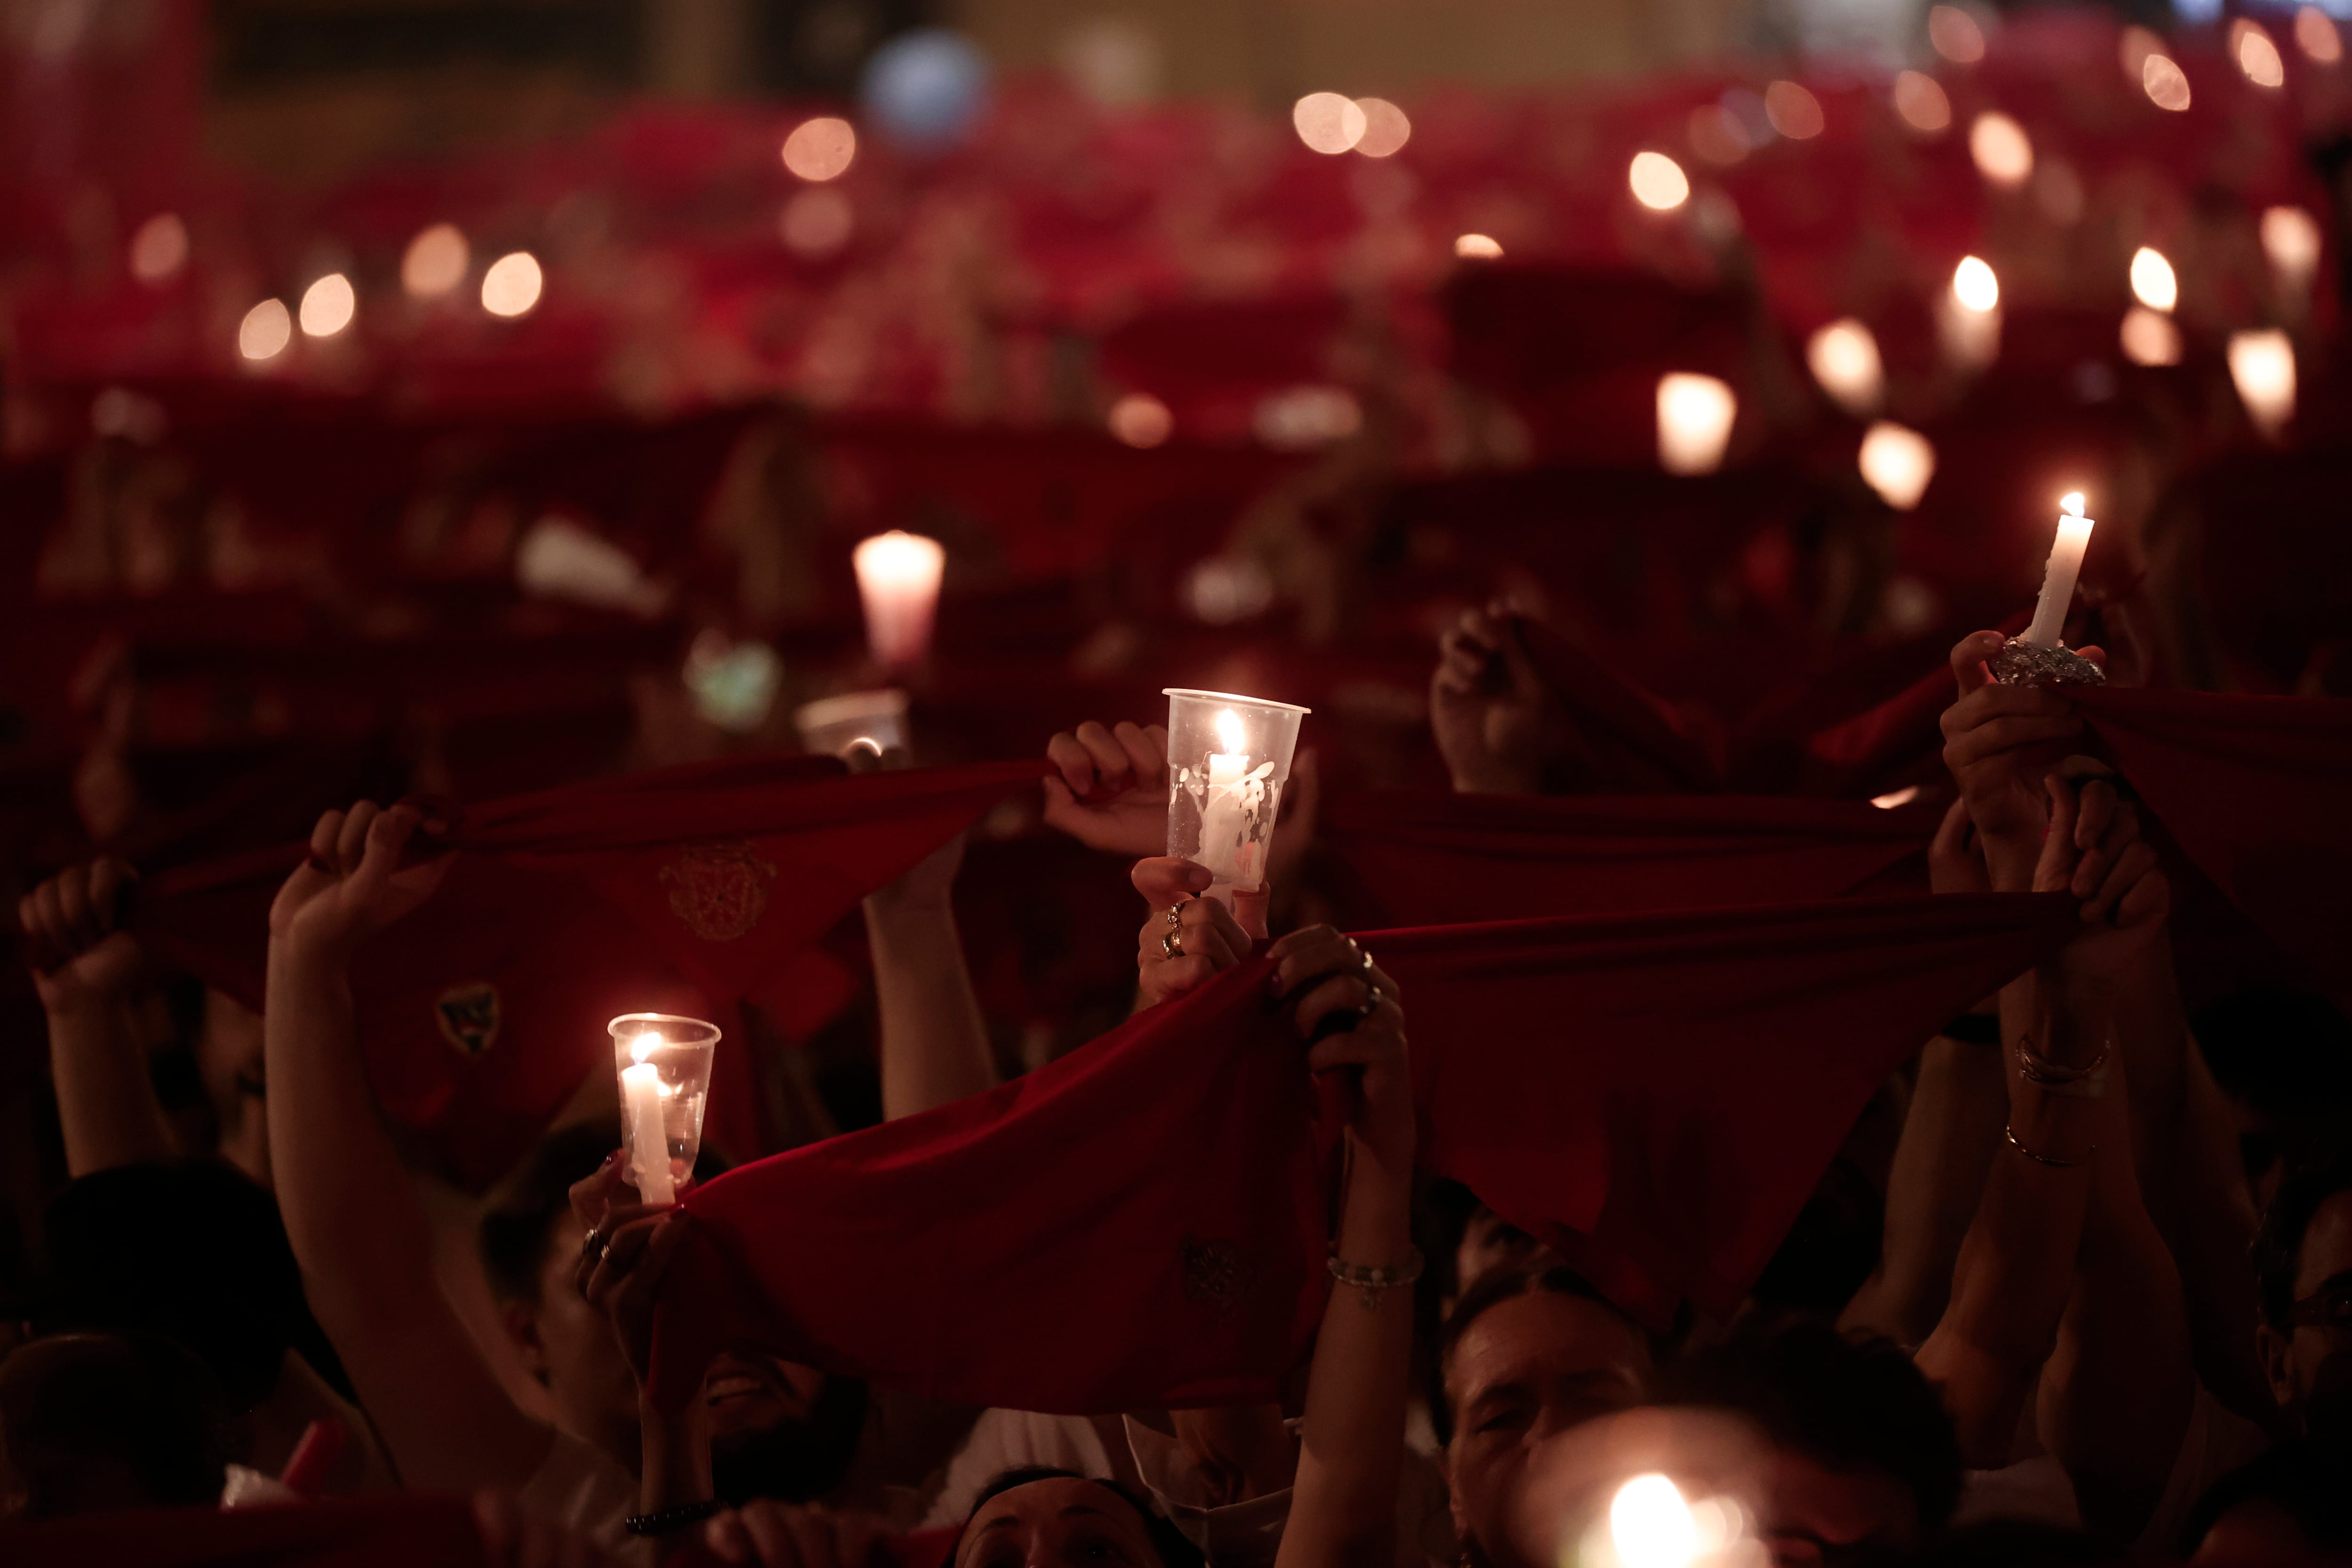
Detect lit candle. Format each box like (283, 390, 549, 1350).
(1163, 688, 1310, 908)
(1197, 709, 1258, 889)
(1655, 373, 1736, 476)
(852, 531, 946, 672)
(2022, 493, 2096, 648)
(621, 1035, 675, 1206)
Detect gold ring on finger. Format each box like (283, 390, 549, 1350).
(1163, 905, 1184, 928)
(1161, 930, 1185, 960)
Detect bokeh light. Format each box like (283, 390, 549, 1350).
(1254, 385, 1361, 449)
(782, 116, 858, 181)
(2262, 205, 2323, 291)
(1454, 233, 1503, 260)
(1629, 151, 1691, 212)
(1953, 255, 2000, 313)
(1353, 98, 1411, 157)
(2130, 247, 2178, 311)
(481, 251, 543, 318)
(2142, 52, 2193, 111)
(2235, 19, 2287, 88)
(299, 272, 356, 337)
(127, 213, 189, 284)
(1656, 373, 1736, 476)
(1293, 92, 1367, 154)
(1688, 103, 1749, 164)
(862, 29, 991, 149)
(1610, 1474, 1698, 1568)
(2229, 328, 2296, 435)
(2120, 306, 2183, 366)
(2297, 6, 2343, 64)
(1928, 5, 1987, 64)
(1807, 318, 1884, 416)
(1764, 80, 1823, 140)
(238, 299, 292, 361)
(1892, 72, 1951, 133)
(1859, 421, 1936, 509)
(1108, 392, 1173, 448)
(1969, 111, 2033, 187)
(781, 188, 855, 257)
(402, 223, 469, 298)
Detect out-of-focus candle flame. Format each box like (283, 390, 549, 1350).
(1952, 255, 2000, 313)
(1859, 421, 1936, 510)
(1454, 233, 1503, 260)
(1872, 785, 1923, 809)
(1629, 151, 1691, 212)
(2120, 306, 2182, 366)
(1610, 1474, 1699, 1568)
(782, 117, 858, 181)
(1893, 71, 1951, 133)
(1656, 373, 1737, 476)
(128, 213, 189, 283)
(2262, 206, 2322, 292)
(300, 273, 356, 338)
(1807, 318, 1884, 416)
(2235, 19, 2287, 88)
(1293, 92, 1367, 154)
(402, 223, 469, 298)
(2229, 329, 2297, 437)
(1970, 111, 2033, 188)
(2130, 247, 2178, 311)
(239, 298, 291, 361)
(2142, 52, 2193, 111)
(1929, 5, 1986, 64)
(2296, 6, 2342, 64)
(482, 251, 543, 318)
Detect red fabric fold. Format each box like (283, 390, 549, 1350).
(2078, 687, 2352, 1006)
(1517, 621, 1725, 792)
(1379, 893, 2082, 1323)
(0, 1496, 485, 1568)
(1323, 790, 1939, 925)
(650, 954, 1341, 1416)
(129, 756, 1048, 1185)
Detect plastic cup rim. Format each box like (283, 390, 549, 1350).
(607, 1011, 723, 1048)
(1160, 687, 1313, 716)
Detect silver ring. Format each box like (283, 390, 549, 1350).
(1160, 929, 1184, 960)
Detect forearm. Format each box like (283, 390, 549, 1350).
(46, 998, 176, 1176)
(1842, 1031, 2005, 1346)
(264, 937, 548, 1491)
(639, 1391, 713, 1513)
(1279, 1136, 1413, 1568)
(864, 895, 996, 1119)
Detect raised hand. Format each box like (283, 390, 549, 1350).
(1043, 719, 1168, 855)
(18, 858, 142, 1014)
(569, 1156, 693, 1385)
(1430, 603, 1558, 795)
(1938, 631, 2102, 889)
(1132, 857, 1254, 1010)
(1925, 797, 1991, 897)
(1268, 925, 1412, 1173)
(268, 801, 451, 962)
(2033, 773, 2168, 952)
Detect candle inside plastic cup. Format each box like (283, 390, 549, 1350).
(1162, 688, 1310, 909)
(795, 688, 910, 761)
(608, 1013, 722, 1203)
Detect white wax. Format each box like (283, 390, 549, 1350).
(1198, 752, 1250, 888)
(2022, 510, 2096, 648)
(621, 1062, 675, 1206)
(853, 532, 945, 671)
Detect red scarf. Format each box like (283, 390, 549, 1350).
(651, 893, 2075, 1411)
(1324, 790, 1937, 925)
(129, 756, 1047, 1185)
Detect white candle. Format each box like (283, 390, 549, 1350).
(2022, 493, 2095, 648)
(852, 531, 945, 672)
(621, 1060, 675, 1206)
(1197, 710, 1257, 890)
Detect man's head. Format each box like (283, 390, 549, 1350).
(2193, 986, 2352, 1206)
(1652, 1314, 1961, 1565)
(2256, 1147, 2352, 1437)
(479, 1123, 866, 1502)
(40, 1160, 301, 1412)
(0, 1333, 230, 1520)
(2186, 1440, 2352, 1564)
(952, 1467, 1205, 1568)
(1438, 1265, 1653, 1568)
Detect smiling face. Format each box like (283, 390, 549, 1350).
(954, 1476, 1163, 1568)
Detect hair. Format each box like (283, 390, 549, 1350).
(479, 1120, 732, 1304)
(2182, 1439, 2352, 1557)
(950, 1468, 1205, 1568)
(39, 1160, 303, 1411)
(0, 1332, 231, 1519)
(1652, 1313, 1963, 1538)
(1430, 1263, 1645, 1446)
(2255, 1144, 2352, 1331)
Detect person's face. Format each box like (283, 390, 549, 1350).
(1444, 1291, 1651, 1568)
(2259, 1189, 2352, 1433)
(505, 1210, 644, 1465)
(704, 1351, 826, 1446)
(953, 1476, 1160, 1568)
(1453, 1209, 1558, 1303)
(1750, 1447, 1921, 1567)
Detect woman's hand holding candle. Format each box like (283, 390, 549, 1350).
(1940, 631, 2103, 890)
(1132, 857, 1255, 1010)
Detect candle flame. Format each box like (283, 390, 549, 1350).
(630, 1033, 665, 1064)
(2060, 492, 2084, 517)
(1215, 708, 1246, 754)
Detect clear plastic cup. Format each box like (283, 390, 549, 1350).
(1163, 687, 1310, 907)
(794, 688, 910, 762)
(608, 1013, 721, 1205)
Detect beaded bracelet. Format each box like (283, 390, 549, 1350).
(624, 1499, 723, 1537)
(1328, 1246, 1423, 1312)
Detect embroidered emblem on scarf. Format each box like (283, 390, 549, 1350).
(435, 982, 502, 1056)
(660, 840, 779, 941)
(1180, 1235, 1255, 1312)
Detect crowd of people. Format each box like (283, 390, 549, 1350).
(1, 601, 2346, 1568)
